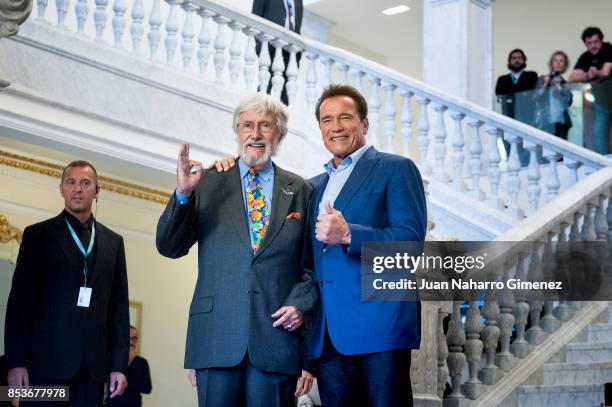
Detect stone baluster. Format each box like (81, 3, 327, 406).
(437, 309, 450, 399)
(462, 301, 485, 399)
(37, 0, 48, 19)
(242, 27, 258, 91)
(504, 133, 524, 220)
(564, 158, 581, 187)
(524, 141, 542, 214)
(399, 90, 413, 158)
(212, 15, 230, 83)
(554, 220, 575, 321)
(432, 103, 449, 183)
(479, 292, 502, 385)
(180, 3, 196, 70)
(337, 63, 349, 84)
(320, 57, 333, 89)
(94, 0, 109, 41)
(541, 231, 561, 333)
(367, 76, 381, 149)
(446, 301, 467, 400)
(582, 203, 597, 242)
(270, 40, 287, 100)
(595, 195, 609, 241)
(112, 0, 126, 46)
(449, 111, 466, 192)
(228, 21, 244, 86)
(164, 0, 179, 65)
(129, 0, 144, 52)
(511, 252, 531, 358)
(382, 82, 396, 152)
(606, 191, 612, 275)
(595, 195, 610, 275)
(351, 69, 365, 92)
(147, 0, 161, 59)
(468, 119, 484, 200)
(416, 96, 431, 174)
(305, 52, 318, 113)
(257, 33, 272, 93)
(56, 0, 69, 27)
(285, 45, 300, 107)
(496, 262, 517, 371)
(75, 0, 89, 34)
(526, 241, 547, 345)
(543, 148, 561, 203)
(485, 126, 503, 209)
(196, 10, 214, 75)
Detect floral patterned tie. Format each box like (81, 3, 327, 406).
(246, 168, 270, 252)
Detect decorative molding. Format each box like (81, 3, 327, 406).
(0, 213, 22, 244)
(0, 149, 171, 204)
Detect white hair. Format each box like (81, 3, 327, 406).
(232, 93, 289, 142)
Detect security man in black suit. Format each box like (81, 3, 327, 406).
(4, 160, 129, 406)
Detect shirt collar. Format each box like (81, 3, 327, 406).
(324, 144, 370, 174)
(238, 158, 274, 182)
(510, 70, 524, 79)
(62, 209, 94, 231)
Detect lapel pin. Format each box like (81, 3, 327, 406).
(281, 188, 294, 195)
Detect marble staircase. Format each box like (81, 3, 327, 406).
(500, 305, 612, 407)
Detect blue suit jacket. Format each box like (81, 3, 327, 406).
(309, 146, 427, 357)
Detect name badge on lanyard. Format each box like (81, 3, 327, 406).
(65, 219, 96, 308)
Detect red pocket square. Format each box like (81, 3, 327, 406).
(286, 212, 303, 220)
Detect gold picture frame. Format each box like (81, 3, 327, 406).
(129, 301, 143, 354)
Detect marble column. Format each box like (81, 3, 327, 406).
(0, 0, 32, 88)
(423, 0, 494, 108)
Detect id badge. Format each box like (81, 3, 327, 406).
(77, 287, 92, 307)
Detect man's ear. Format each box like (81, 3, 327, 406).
(362, 117, 369, 135)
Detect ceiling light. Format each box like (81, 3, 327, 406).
(382, 5, 410, 15)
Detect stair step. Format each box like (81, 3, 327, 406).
(588, 323, 612, 342)
(565, 341, 612, 363)
(542, 361, 612, 385)
(517, 384, 604, 407)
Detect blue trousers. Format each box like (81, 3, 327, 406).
(317, 330, 414, 407)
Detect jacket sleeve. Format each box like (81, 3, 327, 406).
(156, 192, 198, 259)
(4, 226, 42, 369)
(108, 236, 130, 375)
(346, 159, 427, 257)
(283, 187, 319, 317)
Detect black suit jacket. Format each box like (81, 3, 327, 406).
(252, 0, 303, 34)
(156, 163, 317, 376)
(495, 71, 538, 121)
(4, 214, 130, 381)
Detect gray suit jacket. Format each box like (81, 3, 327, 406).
(156, 163, 317, 376)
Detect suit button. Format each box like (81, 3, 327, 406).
(246, 289, 250, 294)
(323, 248, 327, 253)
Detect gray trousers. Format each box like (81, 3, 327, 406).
(196, 353, 297, 407)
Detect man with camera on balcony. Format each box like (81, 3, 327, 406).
(570, 26, 612, 155)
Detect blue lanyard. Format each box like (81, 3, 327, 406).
(65, 218, 96, 287)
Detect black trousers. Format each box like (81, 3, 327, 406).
(256, 41, 301, 106)
(21, 360, 104, 407)
(195, 353, 297, 407)
(317, 330, 413, 407)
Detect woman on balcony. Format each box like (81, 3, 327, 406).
(535, 51, 573, 141)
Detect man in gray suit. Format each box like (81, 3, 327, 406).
(156, 93, 317, 407)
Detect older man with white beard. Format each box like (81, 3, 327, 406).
(156, 93, 318, 407)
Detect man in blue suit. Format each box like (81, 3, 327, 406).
(309, 84, 427, 406)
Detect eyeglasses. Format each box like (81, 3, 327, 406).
(237, 121, 276, 134)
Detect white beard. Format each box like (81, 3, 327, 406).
(238, 137, 279, 167)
